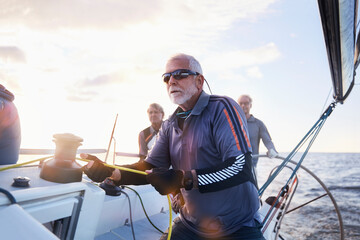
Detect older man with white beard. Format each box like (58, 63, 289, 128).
(82, 53, 264, 240)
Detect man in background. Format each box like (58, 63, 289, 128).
(138, 103, 164, 161)
(238, 94, 278, 184)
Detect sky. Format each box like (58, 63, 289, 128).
(1, 0, 359, 154)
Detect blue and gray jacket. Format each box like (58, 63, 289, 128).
(0, 84, 21, 165)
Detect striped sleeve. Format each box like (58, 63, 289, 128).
(195, 153, 255, 193)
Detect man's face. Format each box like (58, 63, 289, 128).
(164, 58, 199, 108)
(239, 96, 252, 115)
(148, 107, 163, 125)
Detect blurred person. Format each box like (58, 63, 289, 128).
(0, 84, 21, 165)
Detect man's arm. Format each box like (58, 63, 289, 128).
(81, 153, 155, 185)
(194, 153, 254, 193)
(258, 120, 278, 158)
(145, 153, 254, 195)
(115, 160, 155, 185)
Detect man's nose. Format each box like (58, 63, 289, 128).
(168, 75, 177, 85)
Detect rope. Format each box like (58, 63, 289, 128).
(0, 187, 16, 204)
(0, 155, 52, 172)
(167, 195, 173, 239)
(119, 189, 136, 240)
(124, 186, 164, 234)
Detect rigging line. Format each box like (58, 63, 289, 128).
(258, 120, 322, 196)
(286, 193, 328, 214)
(275, 118, 325, 202)
(261, 166, 295, 227)
(320, 87, 333, 116)
(285, 117, 328, 186)
(261, 114, 330, 227)
(262, 196, 286, 233)
(259, 103, 335, 196)
(262, 177, 298, 233)
(275, 177, 298, 240)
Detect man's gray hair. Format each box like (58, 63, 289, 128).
(168, 53, 203, 74)
(148, 103, 164, 115)
(238, 94, 253, 104)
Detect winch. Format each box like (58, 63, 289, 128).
(40, 133, 83, 183)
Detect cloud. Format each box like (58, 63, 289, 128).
(66, 91, 97, 102)
(82, 73, 124, 86)
(246, 66, 263, 78)
(203, 42, 281, 72)
(65, 71, 127, 101)
(0, 0, 278, 35)
(0, 0, 162, 30)
(0, 46, 26, 63)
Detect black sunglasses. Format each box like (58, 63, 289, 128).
(162, 69, 199, 83)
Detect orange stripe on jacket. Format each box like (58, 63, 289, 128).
(233, 106, 252, 149)
(145, 132, 154, 142)
(223, 109, 241, 150)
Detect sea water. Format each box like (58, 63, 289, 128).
(16, 152, 360, 239)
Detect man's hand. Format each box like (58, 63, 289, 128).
(81, 153, 115, 182)
(267, 149, 278, 159)
(146, 168, 184, 195)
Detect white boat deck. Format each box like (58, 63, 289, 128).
(95, 185, 176, 240)
(0, 165, 176, 240)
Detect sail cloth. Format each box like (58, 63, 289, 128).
(318, 0, 358, 103)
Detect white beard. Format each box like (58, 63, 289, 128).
(169, 82, 198, 105)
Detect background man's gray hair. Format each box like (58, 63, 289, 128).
(238, 94, 253, 104)
(168, 53, 203, 74)
(148, 103, 164, 115)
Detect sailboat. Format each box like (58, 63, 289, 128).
(0, 0, 358, 239)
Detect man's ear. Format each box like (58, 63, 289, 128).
(196, 75, 204, 90)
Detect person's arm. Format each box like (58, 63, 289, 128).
(81, 153, 155, 185)
(258, 120, 278, 158)
(146, 154, 254, 195)
(194, 153, 253, 193)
